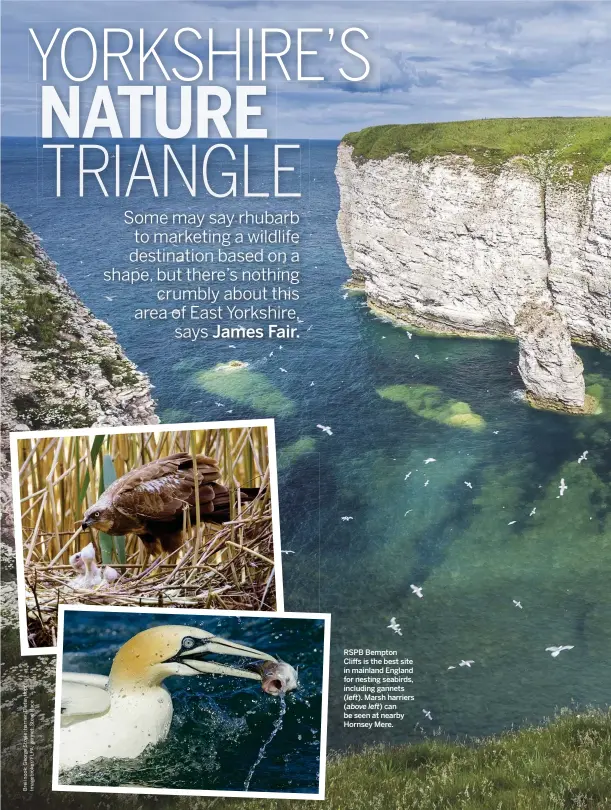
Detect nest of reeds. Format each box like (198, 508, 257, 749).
(17, 427, 277, 648)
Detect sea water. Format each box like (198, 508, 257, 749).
(3, 138, 610, 758)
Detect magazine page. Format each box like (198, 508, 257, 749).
(1, 1, 610, 808)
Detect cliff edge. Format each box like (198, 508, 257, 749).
(1, 203, 157, 432)
(336, 118, 611, 413)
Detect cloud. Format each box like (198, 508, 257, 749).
(2, 0, 610, 138)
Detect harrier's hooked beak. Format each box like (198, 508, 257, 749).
(168, 635, 277, 680)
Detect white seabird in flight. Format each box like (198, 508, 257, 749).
(545, 645, 574, 658)
(459, 660, 474, 668)
(558, 478, 568, 497)
(341, 516, 354, 522)
(577, 451, 589, 464)
(513, 600, 523, 609)
(464, 482, 473, 489)
(422, 709, 432, 720)
(424, 458, 436, 464)
(316, 424, 333, 436)
(59, 625, 284, 770)
(529, 508, 536, 517)
(410, 584, 424, 598)
(387, 617, 402, 636)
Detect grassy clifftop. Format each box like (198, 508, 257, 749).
(216, 710, 611, 810)
(342, 117, 611, 184)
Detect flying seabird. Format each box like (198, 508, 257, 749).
(59, 625, 290, 770)
(422, 709, 432, 720)
(424, 480, 429, 487)
(558, 479, 568, 497)
(406, 331, 412, 339)
(316, 425, 333, 436)
(279, 368, 288, 373)
(508, 521, 516, 525)
(414, 354, 420, 359)
(464, 482, 472, 489)
(405, 472, 412, 480)
(310, 381, 315, 386)
(341, 516, 354, 522)
(529, 508, 536, 516)
(104, 295, 115, 301)
(577, 451, 588, 464)
(513, 600, 522, 609)
(410, 584, 423, 598)
(424, 458, 436, 464)
(459, 660, 474, 668)
(387, 617, 402, 636)
(545, 645, 574, 658)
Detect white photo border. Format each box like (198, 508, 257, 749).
(10, 418, 285, 656)
(52, 604, 330, 801)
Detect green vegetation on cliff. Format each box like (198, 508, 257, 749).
(343, 117, 611, 184)
(214, 710, 611, 810)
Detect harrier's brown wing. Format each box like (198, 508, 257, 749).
(111, 453, 221, 523)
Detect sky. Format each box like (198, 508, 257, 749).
(2, 0, 610, 139)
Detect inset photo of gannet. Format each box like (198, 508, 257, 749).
(52, 605, 330, 799)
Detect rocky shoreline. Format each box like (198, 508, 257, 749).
(336, 132, 610, 413)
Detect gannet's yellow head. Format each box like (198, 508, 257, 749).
(108, 625, 277, 690)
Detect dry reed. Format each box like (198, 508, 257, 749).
(17, 427, 277, 647)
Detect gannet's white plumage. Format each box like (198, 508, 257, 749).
(60, 625, 277, 771)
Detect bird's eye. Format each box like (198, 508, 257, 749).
(94, 511, 100, 517)
(182, 637, 196, 650)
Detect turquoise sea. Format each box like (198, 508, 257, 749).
(3, 138, 610, 757)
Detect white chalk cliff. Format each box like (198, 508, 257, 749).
(336, 142, 610, 412)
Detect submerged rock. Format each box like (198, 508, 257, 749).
(378, 384, 485, 431)
(515, 303, 589, 413)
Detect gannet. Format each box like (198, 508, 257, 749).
(316, 424, 333, 436)
(558, 478, 568, 497)
(577, 451, 588, 464)
(459, 660, 474, 667)
(464, 481, 472, 489)
(424, 458, 436, 464)
(410, 584, 424, 598)
(59, 625, 281, 771)
(341, 516, 354, 522)
(422, 709, 432, 720)
(513, 600, 523, 609)
(280, 367, 288, 373)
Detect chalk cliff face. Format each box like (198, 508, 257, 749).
(1, 204, 158, 434)
(336, 143, 610, 411)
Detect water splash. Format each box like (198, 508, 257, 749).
(243, 695, 287, 791)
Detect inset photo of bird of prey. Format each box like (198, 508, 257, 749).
(11, 419, 282, 653)
(52, 605, 329, 798)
